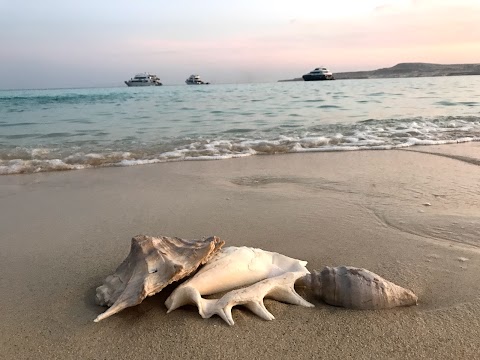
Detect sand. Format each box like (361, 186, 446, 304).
(0, 145, 479, 359)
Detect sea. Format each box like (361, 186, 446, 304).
(1, 76, 480, 175)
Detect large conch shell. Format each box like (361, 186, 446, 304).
(94, 235, 224, 322)
(165, 246, 313, 325)
(300, 266, 418, 309)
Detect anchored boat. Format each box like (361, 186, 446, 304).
(125, 73, 162, 86)
(302, 67, 335, 81)
(185, 74, 210, 85)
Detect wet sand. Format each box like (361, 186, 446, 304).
(1, 145, 479, 359)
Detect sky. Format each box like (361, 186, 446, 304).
(0, 0, 479, 89)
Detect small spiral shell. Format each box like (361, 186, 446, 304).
(305, 266, 418, 309)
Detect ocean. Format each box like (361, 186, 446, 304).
(1, 76, 479, 175)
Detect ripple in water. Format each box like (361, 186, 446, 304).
(0, 122, 37, 127)
(318, 105, 341, 108)
(435, 100, 457, 106)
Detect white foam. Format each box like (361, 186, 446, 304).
(31, 148, 52, 157)
(3, 117, 480, 175)
(0, 159, 85, 175)
(118, 158, 164, 166)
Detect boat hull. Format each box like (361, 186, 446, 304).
(185, 81, 209, 85)
(125, 81, 162, 86)
(302, 74, 334, 81)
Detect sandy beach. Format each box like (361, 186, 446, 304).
(1, 145, 479, 359)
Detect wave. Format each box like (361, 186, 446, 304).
(2, 137, 479, 175)
(2, 115, 480, 175)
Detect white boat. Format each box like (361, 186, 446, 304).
(302, 67, 335, 81)
(185, 74, 209, 85)
(125, 73, 162, 86)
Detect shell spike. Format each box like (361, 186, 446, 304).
(266, 273, 314, 307)
(196, 298, 218, 319)
(165, 286, 202, 314)
(94, 301, 128, 323)
(218, 306, 235, 326)
(269, 286, 314, 308)
(244, 301, 275, 321)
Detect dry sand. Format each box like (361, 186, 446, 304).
(0, 145, 479, 359)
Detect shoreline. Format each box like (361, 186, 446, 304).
(1, 146, 479, 359)
(2, 139, 480, 176)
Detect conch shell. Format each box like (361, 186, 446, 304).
(165, 246, 313, 325)
(301, 266, 418, 309)
(94, 235, 224, 322)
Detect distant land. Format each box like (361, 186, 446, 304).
(278, 62, 480, 82)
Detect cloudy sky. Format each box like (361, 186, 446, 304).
(0, 0, 479, 89)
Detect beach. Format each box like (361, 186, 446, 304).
(1, 145, 479, 359)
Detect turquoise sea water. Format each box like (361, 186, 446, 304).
(1, 76, 480, 174)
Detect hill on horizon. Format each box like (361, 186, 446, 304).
(279, 62, 480, 81)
